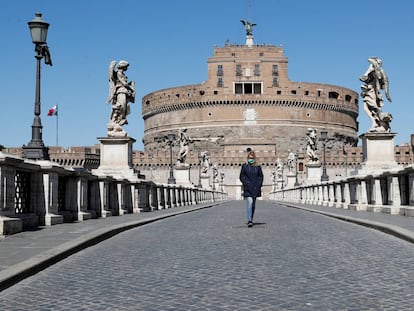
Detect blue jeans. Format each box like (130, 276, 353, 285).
(246, 197, 257, 223)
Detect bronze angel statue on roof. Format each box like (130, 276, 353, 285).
(107, 60, 135, 136)
(240, 20, 256, 36)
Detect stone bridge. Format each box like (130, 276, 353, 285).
(0, 152, 227, 236)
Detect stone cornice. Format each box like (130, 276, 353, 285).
(142, 99, 359, 120)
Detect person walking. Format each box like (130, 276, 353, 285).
(239, 150, 263, 227)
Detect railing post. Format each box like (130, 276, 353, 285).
(328, 183, 335, 207)
(157, 184, 164, 210)
(75, 174, 92, 220)
(41, 170, 63, 226)
(386, 175, 401, 214)
(334, 183, 342, 208)
(131, 183, 140, 213)
(359, 179, 368, 209)
(98, 178, 111, 217)
(368, 178, 382, 212)
(342, 182, 350, 209)
(116, 180, 127, 215)
(409, 173, 414, 206)
(0, 164, 22, 235)
(322, 184, 329, 206)
(164, 186, 170, 209)
(317, 185, 323, 205)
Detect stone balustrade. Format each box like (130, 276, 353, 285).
(270, 165, 414, 217)
(0, 152, 227, 236)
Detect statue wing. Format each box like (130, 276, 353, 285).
(240, 20, 246, 26)
(107, 61, 117, 103)
(380, 69, 392, 102)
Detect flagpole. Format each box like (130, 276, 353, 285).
(56, 106, 59, 146)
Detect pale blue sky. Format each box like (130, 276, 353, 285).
(1, 0, 413, 150)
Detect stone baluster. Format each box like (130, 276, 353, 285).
(386, 175, 401, 214)
(334, 183, 342, 208)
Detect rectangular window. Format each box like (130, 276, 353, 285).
(236, 64, 242, 76)
(254, 64, 260, 76)
(272, 77, 278, 87)
(217, 77, 223, 87)
(234, 82, 262, 95)
(217, 64, 223, 76)
(244, 83, 253, 94)
(254, 83, 261, 94)
(272, 65, 279, 76)
(235, 83, 243, 94)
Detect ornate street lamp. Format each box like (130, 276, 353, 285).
(320, 129, 329, 181)
(23, 12, 53, 160)
(167, 133, 176, 184)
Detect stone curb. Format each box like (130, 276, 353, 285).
(0, 202, 223, 292)
(278, 202, 414, 244)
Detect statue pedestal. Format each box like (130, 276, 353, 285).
(306, 162, 322, 184)
(358, 132, 400, 173)
(200, 174, 210, 189)
(246, 35, 253, 47)
(175, 164, 192, 186)
(286, 173, 297, 189)
(93, 136, 139, 178)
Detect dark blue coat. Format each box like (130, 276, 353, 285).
(239, 163, 264, 198)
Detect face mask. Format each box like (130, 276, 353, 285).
(247, 159, 254, 164)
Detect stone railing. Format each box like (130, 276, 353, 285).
(270, 165, 414, 216)
(0, 152, 227, 236)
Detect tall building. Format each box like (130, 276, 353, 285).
(136, 23, 359, 198)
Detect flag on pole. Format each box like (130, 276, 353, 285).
(47, 105, 58, 116)
(47, 105, 59, 146)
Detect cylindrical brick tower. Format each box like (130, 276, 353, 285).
(138, 40, 359, 199)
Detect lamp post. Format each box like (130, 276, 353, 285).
(198, 151, 202, 188)
(220, 171, 224, 192)
(320, 129, 329, 181)
(344, 146, 348, 177)
(294, 152, 299, 186)
(167, 133, 176, 184)
(23, 12, 53, 160)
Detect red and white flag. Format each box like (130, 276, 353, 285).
(47, 105, 58, 116)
